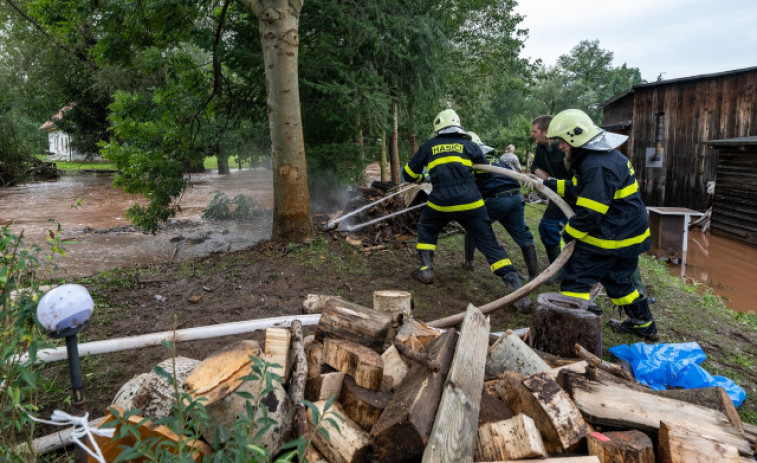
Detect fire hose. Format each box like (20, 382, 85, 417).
(428, 165, 576, 328)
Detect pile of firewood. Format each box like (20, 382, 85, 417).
(92, 290, 756, 462)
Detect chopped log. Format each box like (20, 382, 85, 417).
(373, 289, 413, 325)
(322, 338, 384, 390)
(315, 298, 393, 350)
(305, 340, 324, 379)
(340, 375, 393, 430)
(112, 356, 200, 419)
(497, 371, 588, 453)
(475, 458, 600, 463)
(303, 294, 342, 314)
(183, 340, 261, 406)
(307, 400, 371, 463)
(659, 420, 741, 463)
(587, 430, 654, 463)
(370, 329, 459, 463)
(651, 387, 743, 432)
(475, 414, 547, 461)
(265, 327, 291, 383)
(380, 344, 408, 391)
(395, 317, 441, 353)
(199, 371, 293, 452)
(479, 388, 514, 425)
(289, 320, 308, 440)
(303, 446, 329, 463)
(530, 293, 602, 357)
(305, 367, 345, 402)
(544, 360, 588, 381)
(422, 304, 490, 463)
(486, 329, 550, 377)
(87, 406, 211, 463)
(562, 373, 753, 456)
(574, 343, 633, 382)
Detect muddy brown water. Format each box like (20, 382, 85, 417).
(671, 230, 757, 315)
(0, 169, 273, 278)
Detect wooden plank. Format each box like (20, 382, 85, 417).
(422, 304, 490, 463)
(322, 338, 384, 390)
(264, 327, 291, 383)
(563, 374, 752, 456)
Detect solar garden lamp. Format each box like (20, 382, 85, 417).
(37, 284, 94, 413)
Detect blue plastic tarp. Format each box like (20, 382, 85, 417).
(608, 341, 746, 407)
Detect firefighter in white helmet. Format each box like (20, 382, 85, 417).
(543, 109, 658, 340)
(402, 109, 531, 312)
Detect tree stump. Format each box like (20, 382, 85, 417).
(530, 293, 602, 357)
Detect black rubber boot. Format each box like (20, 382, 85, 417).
(521, 244, 539, 281)
(463, 233, 476, 271)
(502, 271, 532, 314)
(609, 297, 659, 341)
(412, 250, 434, 284)
(544, 244, 563, 283)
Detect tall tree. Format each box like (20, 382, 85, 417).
(238, 0, 313, 242)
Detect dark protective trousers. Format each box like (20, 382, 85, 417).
(416, 206, 515, 277)
(561, 244, 639, 303)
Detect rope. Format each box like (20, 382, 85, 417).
(28, 409, 114, 463)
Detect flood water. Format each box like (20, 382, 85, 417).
(669, 230, 757, 315)
(0, 169, 273, 278)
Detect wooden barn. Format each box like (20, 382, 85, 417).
(601, 67, 757, 211)
(704, 136, 757, 247)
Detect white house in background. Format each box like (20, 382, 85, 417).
(39, 104, 99, 161)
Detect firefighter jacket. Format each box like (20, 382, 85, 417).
(402, 134, 487, 212)
(473, 154, 520, 198)
(532, 140, 571, 219)
(544, 147, 651, 257)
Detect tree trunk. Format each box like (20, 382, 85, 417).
(216, 143, 230, 174)
(389, 99, 401, 184)
(239, 0, 313, 243)
(407, 105, 419, 154)
(380, 130, 389, 182)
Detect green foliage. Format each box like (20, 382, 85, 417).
(202, 191, 266, 220)
(0, 224, 68, 459)
(107, 349, 335, 462)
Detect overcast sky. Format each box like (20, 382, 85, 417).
(514, 0, 757, 82)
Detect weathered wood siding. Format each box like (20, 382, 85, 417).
(603, 68, 757, 210)
(709, 142, 757, 247)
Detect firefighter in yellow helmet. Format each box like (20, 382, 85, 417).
(402, 109, 531, 312)
(543, 109, 658, 340)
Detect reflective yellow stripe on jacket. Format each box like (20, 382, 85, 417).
(564, 224, 651, 250)
(427, 199, 485, 212)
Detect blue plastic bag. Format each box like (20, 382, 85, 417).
(608, 341, 746, 407)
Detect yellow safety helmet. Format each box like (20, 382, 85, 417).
(546, 109, 627, 151)
(433, 109, 462, 133)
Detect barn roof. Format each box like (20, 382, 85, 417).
(39, 103, 75, 131)
(601, 66, 757, 108)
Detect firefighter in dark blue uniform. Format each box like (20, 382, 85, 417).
(402, 109, 531, 312)
(543, 109, 658, 341)
(463, 133, 539, 301)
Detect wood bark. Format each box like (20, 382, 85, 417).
(530, 293, 603, 357)
(237, 0, 313, 242)
(658, 421, 741, 463)
(475, 414, 547, 461)
(650, 386, 743, 432)
(289, 320, 308, 439)
(322, 338, 384, 390)
(422, 304, 490, 463)
(315, 298, 393, 350)
(340, 375, 392, 430)
(370, 329, 459, 463)
(307, 400, 371, 463)
(562, 373, 753, 456)
(486, 330, 551, 377)
(587, 430, 654, 463)
(390, 99, 401, 184)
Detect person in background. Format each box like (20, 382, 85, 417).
(499, 144, 522, 172)
(530, 115, 571, 273)
(542, 109, 658, 341)
(464, 133, 539, 309)
(402, 109, 531, 312)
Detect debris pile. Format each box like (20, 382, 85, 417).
(80, 289, 757, 462)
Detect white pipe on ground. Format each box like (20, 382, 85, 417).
(21, 314, 321, 364)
